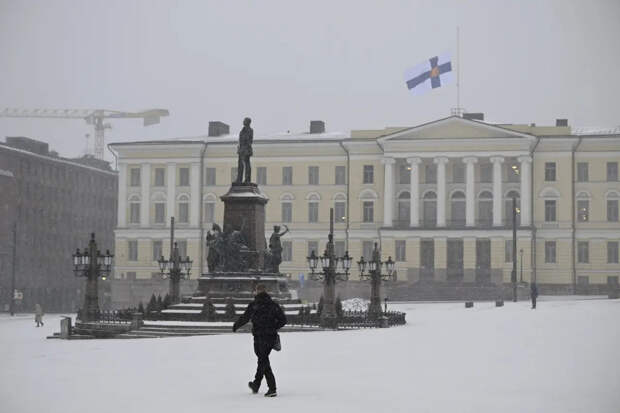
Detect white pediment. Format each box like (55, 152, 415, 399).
(378, 116, 534, 142)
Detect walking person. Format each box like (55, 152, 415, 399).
(34, 303, 44, 327)
(233, 284, 287, 397)
(530, 282, 539, 309)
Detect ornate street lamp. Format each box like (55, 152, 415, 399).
(72, 233, 114, 321)
(357, 242, 396, 316)
(158, 217, 193, 304)
(306, 208, 351, 328)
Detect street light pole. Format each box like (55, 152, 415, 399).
(519, 248, 524, 284)
(358, 243, 395, 318)
(9, 222, 16, 316)
(511, 197, 518, 302)
(158, 217, 192, 304)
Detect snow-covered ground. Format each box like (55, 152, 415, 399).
(1, 298, 619, 413)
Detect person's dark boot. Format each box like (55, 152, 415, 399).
(248, 381, 259, 394)
(264, 389, 277, 397)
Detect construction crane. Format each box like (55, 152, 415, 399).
(0, 108, 169, 159)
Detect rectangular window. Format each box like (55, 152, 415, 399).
(577, 200, 589, 222)
(362, 201, 374, 223)
(452, 164, 465, 183)
(308, 166, 319, 185)
(545, 162, 556, 181)
(179, 167, 190, 186)
(545, 200, 556, 222)
(363, 165, 374, 184)
(395, 240, 406, 262)
(545, 241, 556, 263)
(608, 241, 619, 264)
(362, 241, 374, 261)
(425, 164, 437, 183)
(308, 202, 319, 223)
(399, 164, 411, 184)
(154, 203, 165, 224)
(505, 240, 513, 263)
(281, 203, 292, 223)
(282, 166, 293, 185)
(577, 162, 588, 182)
(257, 167, 267, 185)
(308, 241, 318, 257)
(335, 166, 346, 185)
(130, 203, 140, 224)
(577, 276, 589, 286)
(204, 202, 215, 223)
(282, 241, 292, 262)
(177, 240, 187, 258)
(154, 168, 165, 186)
(479, 163, 492, 183)
(205, 168, 216, 186)
(334, 201, 346, 223)
(231, 167, 238, 183)
(128, 240, 138, 261)
(179, 203, 189, 223)
(577, 241, 589, 263)
(608, 200, 619, 222)
(130, 168, 141, 186)
(152, 240, 162, 261)
(335, 241, 345, 258)
(607, 162, 618, 181)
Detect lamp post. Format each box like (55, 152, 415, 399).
(72, 233, 114, 322)
(357, 242, 395, 316)
(511, 197, 518, 302)
(157, 217, 193, 304)
(519, 248, 524, 284)
(306, 209, 351, 328)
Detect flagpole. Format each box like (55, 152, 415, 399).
(457, 26, 461, 115)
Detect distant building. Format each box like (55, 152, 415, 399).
(0, 137, 118, 312)
(109, 116, 620, 297)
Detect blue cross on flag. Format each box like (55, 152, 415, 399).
(404, 54, 453, 96)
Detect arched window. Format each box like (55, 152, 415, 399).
(360, 189, 377, 223)
(203, 193, 216, 223)
(333, 193, 347, 223)
(576, 191, 591, 222)
(177, 194, 190, 223)
(397, 191, 410, 224)
(450, 191, 465, 227)
(152, 192, 166, 224)
(478, 191, 493, 227)
(423, 191, 437, 227)
(607, 190, 620, 222)
(504, 190, 521, 227)
(128, 194, 141, 224)
(281, 193, 294, 223)
(307, 193, 320, 223)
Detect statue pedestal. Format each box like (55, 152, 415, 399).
(221, 183, 269, 270)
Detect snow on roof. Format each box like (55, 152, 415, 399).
(573, 126, 620, 136)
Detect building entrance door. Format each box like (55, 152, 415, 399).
(447, 239, 464, 281)
(476, 239, 491, 283)
(420, 239, 434, 281)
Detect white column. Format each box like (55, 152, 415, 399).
(518, 155, 532, 226)
(117, 163, 127, 227)
(463, 157, 478, 227)
(140, 164, 151, 227)
(190, 163, 200, 226)
(382, 158, 395, 227)
(407, 157, 422, 227)
(166, 163, 176, 226)
(434, 157, 449, 227)
(490, 156, 504, 226)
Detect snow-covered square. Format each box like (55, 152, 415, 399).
(1, 298, 619, 413)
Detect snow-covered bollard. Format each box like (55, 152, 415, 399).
(465, 301, 474, 308)
(60, 317, 72, 339)
(495, 300, 504, 307)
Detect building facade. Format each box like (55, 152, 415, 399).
(109, 116, 620, 294)
(0, 137, 118, 312)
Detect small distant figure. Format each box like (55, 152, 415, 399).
(530, 282, 538, 309)
(35, 303, 44, 327)
(236, 117, 254, 184)
(233, 284, 287, 397)
(268, 225, 289, 273)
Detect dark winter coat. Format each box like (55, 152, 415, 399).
(531, 283, 539, 298)
(233, 292, 287, 337)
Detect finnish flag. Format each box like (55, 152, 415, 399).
(404, 54, 453, 96)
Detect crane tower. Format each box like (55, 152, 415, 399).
(0, 108, 169, 160)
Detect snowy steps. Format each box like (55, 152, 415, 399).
(115, 323, 323, 339)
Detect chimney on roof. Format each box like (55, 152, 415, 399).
(556, 119, 568, 127)
(462, 113, 484, 121)
(208, 121, 230, 137)
(310, 120, 325, 134)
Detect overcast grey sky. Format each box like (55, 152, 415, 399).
(1, 0, 619, 162)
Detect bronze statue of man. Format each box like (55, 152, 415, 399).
(268, 225, 289, 273)
(236, 117, 254, 183)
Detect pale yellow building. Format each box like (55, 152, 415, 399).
(108, 115, 620, 293)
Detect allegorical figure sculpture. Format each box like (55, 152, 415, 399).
(206, 224, 223, 272)
(268, 225, 289, 273)
(236, 117, 253, 184)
